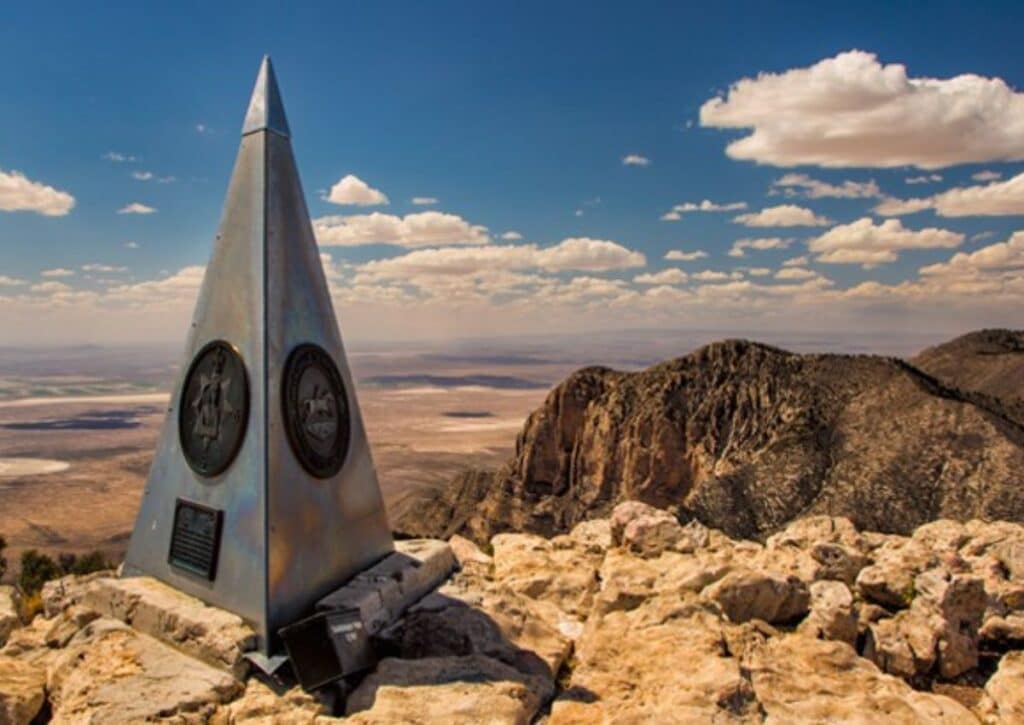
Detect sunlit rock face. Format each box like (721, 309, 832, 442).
(398, 338, 1024, 545)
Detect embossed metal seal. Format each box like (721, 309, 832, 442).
(178, 340, 249, 477)
(283, 343, 350, 478)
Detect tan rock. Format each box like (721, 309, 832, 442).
(210, 678, 328, 724)
(553, 607, 759, 724)
(0, 615, 54, 669)
(985, 651, 1024, 723)
(40, 570, 112, 617)
(448, 534, 493, 578)
(863, 610, 939, 679)
(799, 580, 858, 645)
(346, 655, 551, 725)
(608, 500, 696, 557)
(856, 539, 937, 609)
(747, 635, 977, 723)
(490, 532, 598, 618)
(980, 613, 1024, 644)
(46, 617, 241, 723)
(44, 604, 101, 648)
(567, 518, 612, 552)
(961, 520, 1024, 559)
(0, 586, 19, 648)
(83, 576, 256, 676)
(702, 569, 810, 624)
(0, 655, 46, 725)
(912, 519, 971, 552)
(766, 515, 866, 552)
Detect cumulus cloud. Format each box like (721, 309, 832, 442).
(919, 230, 1024, 278)
(972, 170, 1002, 182)
(739, 267, 772, 277)
(82, 263, 127, 273)
(664, 249, 708, 261)
(728, 237, 792, 257)
(0, 276, 27, 286)
(0, 169, 75, 216)
(782, 255, 810, 267)
(771, 174, 880, 199)
(661, 200, 747, 221)
(325, 175, 389, 206)
(125, 241, 140, 249)
(700, 50, 1024, 169)
(103, 152, 136, 163)
(622, 154, 651, 166)
(692, 270, 744, 282)
(775, 267, 818, 280)
(634, 268, 688, 285)
(315, 211, 490, 248)
(808, 217, 964, 267)
(41, 268, 75, 278)
(733, 204, 831, 227)
(501, 231, 523, 241)
(30, 281, 72, 294)
(117, 202, 156, 215)
(411, 197, 438, 206)
(875, 171, 1024, 217)
(905, 174, 942, 184)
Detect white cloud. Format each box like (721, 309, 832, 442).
(739, 267, 772, 277)
(0, 275, 27, 286)
(325, 175, 389, 206)
(125, 241, 140, 249)
(634, 268, 688, 285)
(102, 152, 136, 163)
(972, 170, 1002, 182)
(700, 50, 1024, 169)
(774, 267, 818, 280)
(82, 264, 127, 273)
(314, 211, 490, 248)
(41, 268, 75, 278)
(661, 200, 747, 221)
(574, 209, 584, 217)
(622, 154, 651, 166)
(809, 217, 964, 267)
(733, 204, 831, 227)
(196, 123, 209, 134)
(771, 174, 880, 199)
(919, 230, 1024, 278)
(132, 171, 153, 181)
(117, 202, 156, 215)
(728, 237, 792, 257)
(782, 255, 810, 267)
(501, 231, 523, 241)
(30, 281, 72, 294)
(0, 169, 75, 216)
(664, 249, 708, 262)
(905, 174, 942, 184)
(876, 171, 1024, 217)
(411, 197, 438, 206)
(693, 270, 743, 282)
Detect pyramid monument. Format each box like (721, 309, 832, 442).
(123, 57, 393, 655)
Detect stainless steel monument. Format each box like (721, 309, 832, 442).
(123, 57, 394, 656)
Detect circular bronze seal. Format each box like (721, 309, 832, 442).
(282, 343, 351, 478)
(178, 340, 249, 477)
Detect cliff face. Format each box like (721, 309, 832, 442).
(913, 329, 1024, 425)
(396, 339, 1024, 544)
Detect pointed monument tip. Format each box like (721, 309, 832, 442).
(242, 56, 291, 138)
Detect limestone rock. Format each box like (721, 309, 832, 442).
(767, 515, 867, 552)
(799, 580, 858, 645)
(46, 617, 241, 723)
(346, 655, 551, 725)
(490, 532, 598, 618)
(985, 651, 1024, 723)
(210, 678, 328, 724)
(608, 500, 690, 557)
(83, 576, 257, 676)
(448, 534, 492, 577)
(702, 569, 810, 624)
(40, 570, 113, 617)
(0, 655, 46, 725)
(566, 518, 612, 552)
(0, 585, 19, 648)
(746, 634, 977, 723)
(856, 539, 938, 609)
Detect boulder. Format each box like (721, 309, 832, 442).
(210, 678, 329, 724)
(490, 532, 598, 618)
(766, 515, 866, 552)
(46, 617, 241, 723)
(346, 655, 551, 725)
(746, 634, 977, 723)
(448, 535, 492, 578)
(83, 576, 256, 677)
(0, 586, 19, 648)
(985, 651, 1024, 723)
(856, 539, 937, 609)
(0, 656, 46, 725)
(608, 500, 688, 557)
(799, 580, 858, 645)
(702, 569, 810, 624)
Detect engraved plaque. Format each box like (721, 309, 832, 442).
(282, 343, 351, 478)
(178, 340, 249, 477)
(168, 499, 223, 580)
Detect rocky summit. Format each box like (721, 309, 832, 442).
(396, 337, 1024, 544)
(2, 502, 1024, 723)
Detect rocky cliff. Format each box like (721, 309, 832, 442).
(396, 338, 1024, 544)
(913, 329, 1024, 426)
(2, 503, 1023, 722)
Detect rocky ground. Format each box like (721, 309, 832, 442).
(1, 501, 1023, 723)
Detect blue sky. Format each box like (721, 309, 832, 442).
(1, 1, 1023, 344)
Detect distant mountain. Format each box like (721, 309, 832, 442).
(912, 329, 1024, 425)
(395, 337, 1024, 544)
